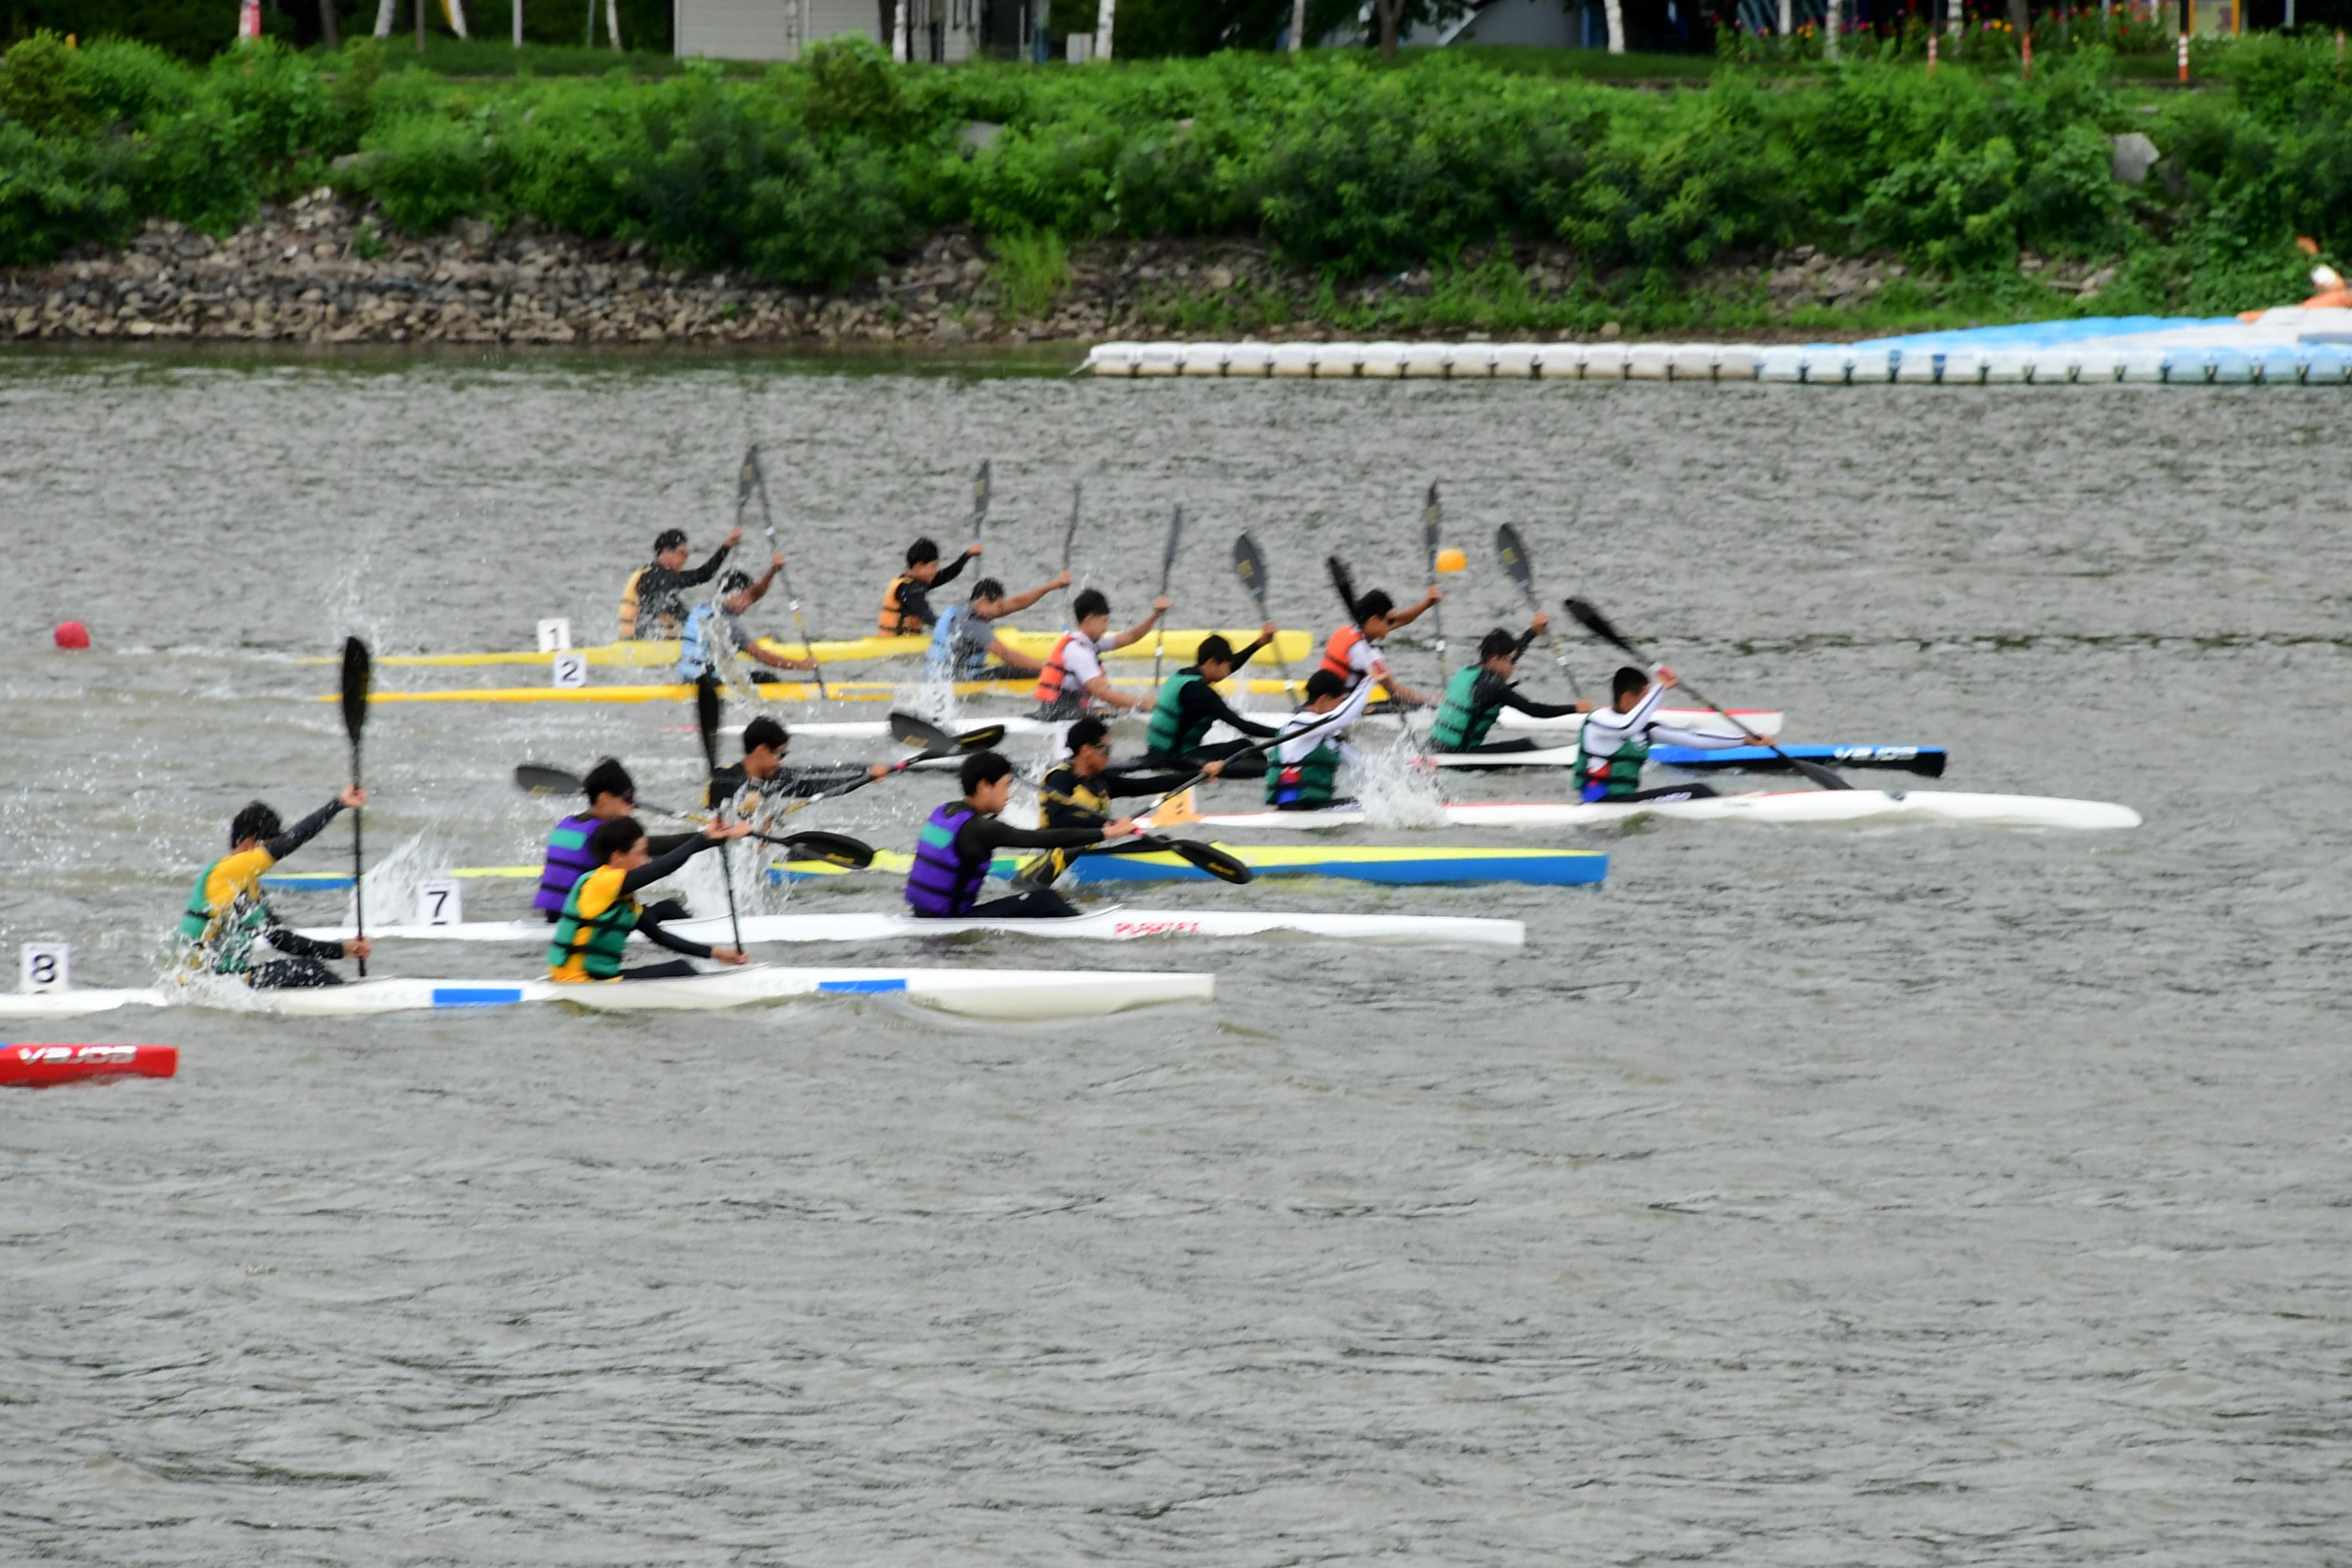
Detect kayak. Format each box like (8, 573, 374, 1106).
(0, 965, 1211, 1023)
(1240, 708, 1785, 740)
(769, 844, 1609, 888)
(1, 1042, 178, 1087)
(320, 628, 1315, 671)
(298, 906, 1524, 948)
(335, 676, 1294, 707)
(1174, 790, 2142, 832)
(1430, 743, 1945, 776)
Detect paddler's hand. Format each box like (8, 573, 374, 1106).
(1424, 585, 1443, 605)
(1574, 698, 1594, 714)
(1260, 620, 1278, 642)
(702, 819, 754, 841)
(965, 542, 985, 559)
(770, 551, 785, 569)
(1151, 594, 1171, 619)
(1530, 610, 1549, 635)
(1655, 666, 1680, 690)
(1048, 569, 1072, 590)
(338, 785, 367, 810)
(1101, 816, 1140, 839)
(865, 763, 893, 781)
(710, 946, 749, 966)
(344, 937, 373, 963)
(1202, 760, 1225, 779)
(724, 527, 743, 547)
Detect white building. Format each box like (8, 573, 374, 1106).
(674, 0, 1046, 62)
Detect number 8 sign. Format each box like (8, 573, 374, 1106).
(21, 942, 70, 993)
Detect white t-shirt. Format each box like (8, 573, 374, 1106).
(1059, 632, 1106, 691)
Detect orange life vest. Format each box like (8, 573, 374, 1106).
(1034, 632, 1081, 709)
(878, 574, 919, 635)
(1320, 625, 1369, 685)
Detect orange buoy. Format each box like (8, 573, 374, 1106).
(1, 1043, 177, 1087)
(1434, 548, 1468, 574)
(53, 621, 90, 650)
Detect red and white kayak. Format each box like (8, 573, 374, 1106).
(1, 1042, 177, 1087)
(1166, 790, 2141, 832)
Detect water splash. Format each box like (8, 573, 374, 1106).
(1352, 725, 1448, 827)
(341, 831, 451, 929)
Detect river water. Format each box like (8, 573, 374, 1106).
(3, 349, 2347, 1565)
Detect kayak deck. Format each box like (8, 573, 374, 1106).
(320, 627, 1315, 671)
(1181, 790, 2141, 832)
(299, 907, 1525, 948)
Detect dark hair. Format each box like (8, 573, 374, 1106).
(1195, 634, 1235, 667)
(1612, 665, 1651, 701)
(582, 758, 634, 803)
(588, 817, 647, 862)
(1073, 588, 1110, 622)
(906, 537, 941, 567)
(1355, 589, 1395, 623)
(720, 570, 753, 594)
(1304, 669, 1346, 703)
(230, 801, 281, 846)
(959, 749, 1014, 794)
(653, 528, 687, 554)
(970, 577, 1005, 602)
(1478, 628, 1518, 663)
(741, 716, 789, 754)
(1066, 718, 1111, 753)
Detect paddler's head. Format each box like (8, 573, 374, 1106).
(653, 528, 689, 572)
(1611, 665, 1649, 714)
(968, 577, 1007, 619)
(1066, 718, 1112, 779)
(1302, 669, 1347, 714)
(228, 801, 282, 854)
(589, 816, 650, 870)
(1478, 628, 1520, 677)
(741, 716, 789, 781)
(582, 758, 636, 820)
(1072, 587, 1111, 642)
(906, 537, 943, 585)
(1193, 634, 1237, 682)
(717, 569, 758, 614)
(1355, 590, 1396, 640)
(960, 749, 1016, 816)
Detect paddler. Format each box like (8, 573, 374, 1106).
(878, 536, 981, 634)
(1012, 718, 1213, 888)
(925, 573, 1070, 683)
(1321, 586, 1442, 707)
(1139, 628, 1281, 778)
(1429, 617, 1593, 754)
(705, 717, 891, 819)
(906, 750, 1139, 920)
(534, 757, 636, 923)
(547, 816, 753, 982)
(677, 567, 822, 685)
(1576, 666, 1752, 803)
(1266, 669, 1377, 811)
(179, 789, 372, 988)
(1033, 588, 1171, 720)
(619, 525, 743, 640)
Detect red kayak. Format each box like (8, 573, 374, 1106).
(1, 1043, 178, 1088)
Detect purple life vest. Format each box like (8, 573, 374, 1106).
(905, 803, 986, 917)
(534, 813, 601, 916)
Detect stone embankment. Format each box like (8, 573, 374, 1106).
(1, 188, 2123, 348)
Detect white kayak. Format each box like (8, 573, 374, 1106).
(1175, 790, 2141, 832)
(737, 708, 1783, 744)
(0, 965, 1211, 1023)
(300, 906, 1523, 948)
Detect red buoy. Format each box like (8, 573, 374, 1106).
(54, 621, 91, 651)
(1, 1043, 176, 1087)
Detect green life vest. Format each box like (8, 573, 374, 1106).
(1430, 666, 1505, 750)
(1576, 730, 1650, 801)
(546, 869, 642, 979)
(1266, 736, 1342, 808)
(1146, 669, 1207, 757)
(179, 861, 270, 974)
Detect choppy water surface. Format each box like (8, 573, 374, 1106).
(3, 349, 2347, 1565)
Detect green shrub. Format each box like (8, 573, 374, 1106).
(351, 112, 490, 231)
(0, 31, 88, 134)
(0, 117, 131, 262)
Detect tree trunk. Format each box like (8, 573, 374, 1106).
(415, 0, 426, 53)
(1097, 0, 1116, 58)
(1602, 0, 1624, 53)
(604, 0, 622, 48)
(317, 0, 341, 46)
(1377, 0, 1401, 55)
(2008, 0, 2029, 46)
(375, 0, 397, 38)
(892, 0, 910, 59)
(1823, 0, 1838, 56)
(1779, 0, 1792, 35)
(1289, 0, 1308, 51)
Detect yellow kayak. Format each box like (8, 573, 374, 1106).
(326, 674, 1329, 705)
(319, 627, 1314, 670)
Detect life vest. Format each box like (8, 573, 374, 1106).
(676, 602, 727, 681)
(905, 803, 988, 916)
(1037, 764, 1111, 828)
(1266, 733, 1342, 808)
(1319, 625, 1368, 687)
(178, 856, 272, 974)
(1145, 669, 1208, 757)
(617, 567, 647, 640)
(879, 574, 921, 634)
(546, 865, 640, 981)
(1576, 726, 1649, 803)
(533, 813, 601, 917)
(926, 603, 990, 681)
(1032, 631, 1088, 714)
(1429, 666, 1502, 750)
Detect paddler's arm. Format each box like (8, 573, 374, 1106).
(1189, 678, 1278, 740)
(260, 921, 357, 962)
(1104, 766, 1205, 798)
(1494, 680, 1589, 721)
(265, 787, 364, 860)
(618, 819, 750, 897)
(1647, 723, 1751, 750)
(989, 571, 1068, 618)
(743, 553, 783, 605)
(1104, 596, 1171, 652)
(958, 814, 1132, 856)
(772, 763, 883, 799)
(1386, 586, 1442, 631)
(1228, 622, 1279, 673)
(678, 529, 743, 587)
(983, 634, 1048, 674)
(934, 549, 976, 588)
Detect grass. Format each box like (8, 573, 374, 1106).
(990, 229, 1073, 320)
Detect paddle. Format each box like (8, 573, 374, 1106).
(759, 710, 1003, 827)
(511, 764, 875, 869)
(1231, 532, 1295, 688)
(971, 459, 992, 551)
(693, 674, 747, 952)
(739, 443, 828, 700)
(1075, 833, 1253, 885)
(1422, 482, 1448, 681)
(1060, 480, 1083, 620)
(1562, 597, 1853, 792)
(340, 636, 370, 976)
(1495, 522, 1584, 700)
(1152, 504, 1184, 687)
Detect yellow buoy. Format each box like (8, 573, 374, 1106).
(1435, 547, 1468, 574)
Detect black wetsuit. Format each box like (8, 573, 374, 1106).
(627, 544, 734, 638)
(932, 812, 1108, 919)
(888, 551, 973, 633)
(1139, 641, 1280, 778)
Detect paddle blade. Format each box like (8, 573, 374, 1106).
(1496, 523, 1536, 596)
(1789, 758, 1856, 791)
(1166, 838, 1252, 885)
(1233, 533, 1271, 609)
(1562, 596, 1636, 655)
(1161, 505, 1185, 584)
(778, 830, 875, 870)
(1422, 482, 1441, 566)
(694, 673, 724, 774)
(339, 637, 371, 741)
(1062, 481, 1082, 574)
(952, 723, 1008, 751)
(889, 710, 959, 754)
(1152, 787, 1202, 825)
(1327, 556, 1361, 624)
(736, 445, 759, 511)
(514, 763, 585, 797)
(972, 459, 992, 541)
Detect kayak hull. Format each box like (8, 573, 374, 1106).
(331, 628, 1314, 671)
(1433, 743, 1945, 776)
(1, 1043, 178, 1086)
(301, 907, 1525, 948)
(1186, 790, 2142, 832)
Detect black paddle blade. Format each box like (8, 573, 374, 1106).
(1161, 505, 1185, 585)
(953, 723, 1008, 751)
(694, 673, 725, 774)
(736, 445, 759, 510)
(1496, 524, 1536, 596)
(1167, 838, 1252, 885)
(1789, 758, 1856, 791)
(779, 830, 874, 870)
(889, 710, 959, 754)
(1562, 596, 1636, 655)
(339, 637, 371, 740)
(1422, 482, 1441, 563)
(1328, 556, 1361, 623)
(514, 763, 585, 796)
(1233, 533, 1270, 608)
(972, 459, 992, 538)
(1062, 481, 1082, 573)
